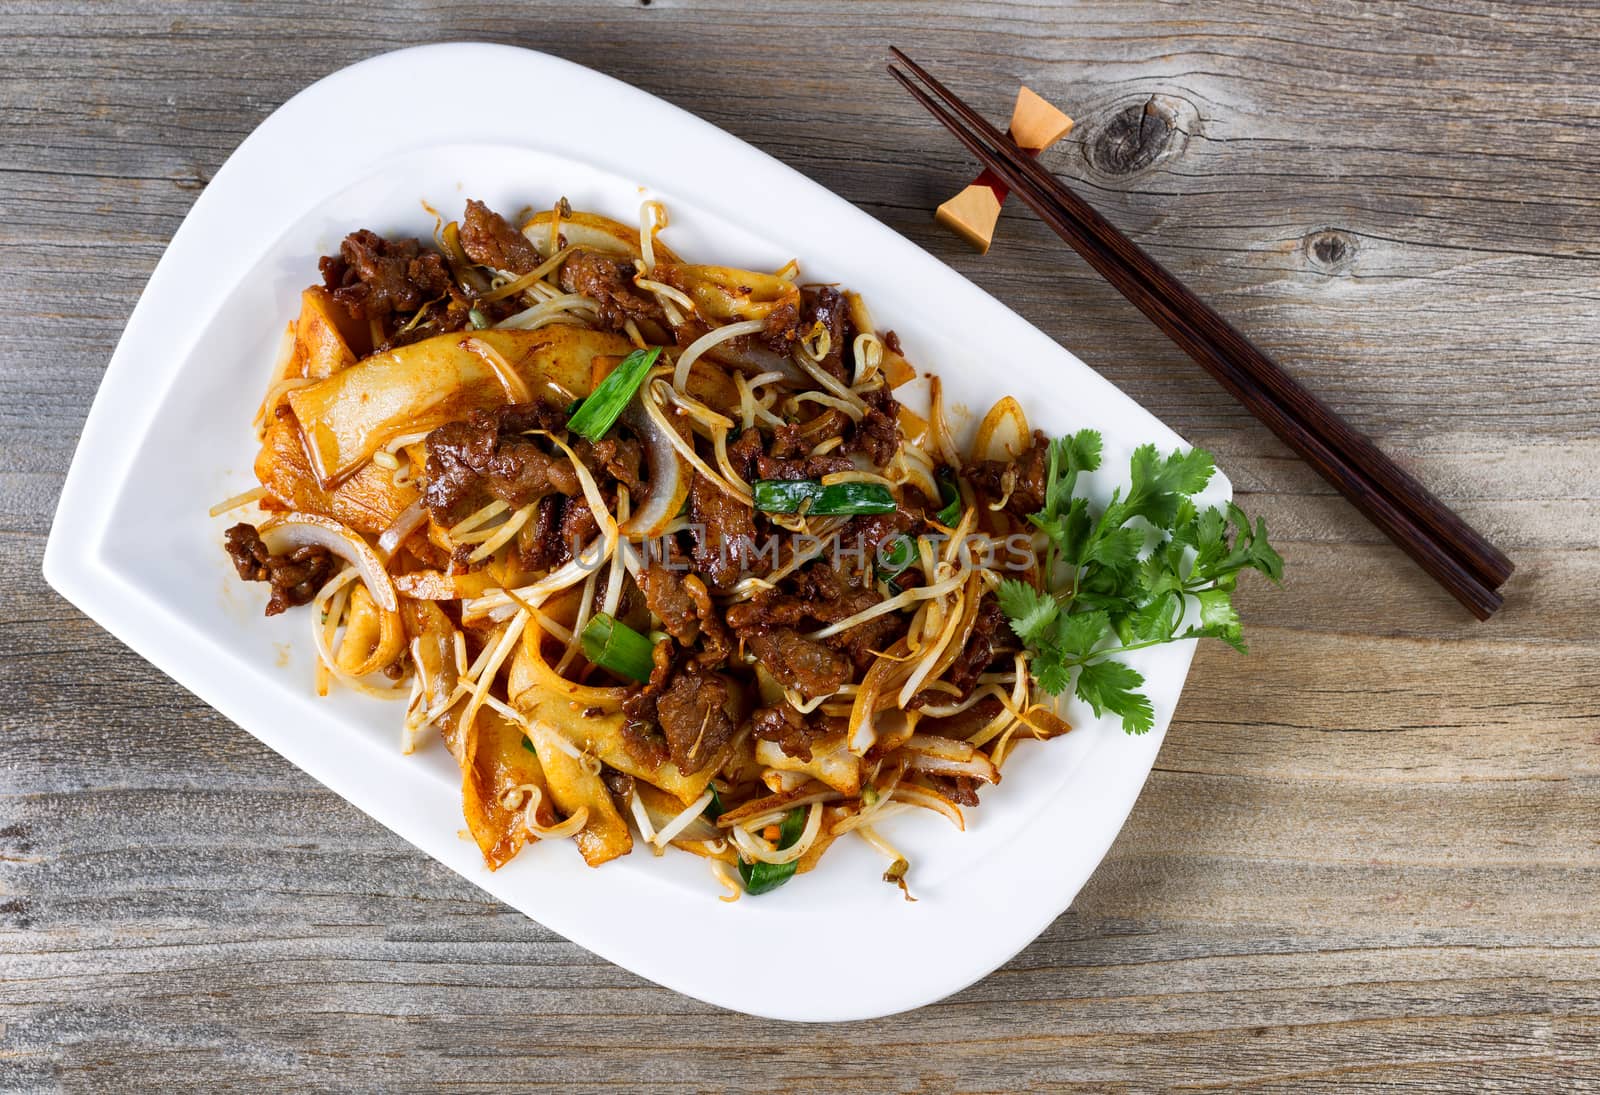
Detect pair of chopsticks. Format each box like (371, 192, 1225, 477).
(888, 48, 1512, 620)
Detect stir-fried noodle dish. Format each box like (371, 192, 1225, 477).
(218, 197, 1280, 899)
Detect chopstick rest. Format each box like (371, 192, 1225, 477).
(935, 86, 1073, 253)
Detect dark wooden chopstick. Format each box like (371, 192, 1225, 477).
(889, 48, 1511, 619)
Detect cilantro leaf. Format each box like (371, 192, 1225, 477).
(997, 579, 1058, 645)
(1075, 659, 1155, 735)
(998, 427, 1280, 738)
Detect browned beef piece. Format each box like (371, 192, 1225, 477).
(656, 668, 736, 772)
(423, 402, 579, 524)
(223, 523, 337, 617)
(459, 199, 541, 275)
(963, 429, 1051, 520)
(762, 298, 801, 351)
(755, 451, 855, 481)
(922, 774, 981, 808)
(320, 230, 455, 326)
(558, 249, 663, 331)
(558, 495, 601, 555)
(620, 640, 675, 767)
(517, 494, 564, 570)
(725, 592, 808, 632)
(750, 703, 836, 761)
(849, 509, 915, 557)
(637, 566, 731, 665)
(849, 383, 901, 467)
(688, 473, 766, 593)
(799, 286, 852, 380)
(638, 565, 699, 645)
(575, 436, 643, 494)
(745, 628, 851, 699)
(726, 428, 764, 480)
(945, 596, 1013, 698)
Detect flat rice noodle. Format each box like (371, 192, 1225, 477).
(755, 733, 861, 797)
(254, 410, 419, 535)
(438, 704, 556, 870)
(651, 264, 799, 326)
(402, 599, 458, 716)
(515, 681, 730, 805)
(972, 395, 1030, 463)
(521, 209, 683, 265)
(287, 326, 629, 484)
(525, 718, 632, 867)
(394, 568, 506, 601)
(291, 286, 369, 379)
(335, 584, 383, 674)
(506, 625, 731, 804)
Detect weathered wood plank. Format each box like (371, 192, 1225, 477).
(3, 0, 1598, 1090)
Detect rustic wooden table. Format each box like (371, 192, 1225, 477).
(4, 2, 1597, 1090)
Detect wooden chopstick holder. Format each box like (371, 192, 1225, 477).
(935, 86, 1073, 253)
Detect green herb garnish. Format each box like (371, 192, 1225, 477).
(738, 806, 807, 895)
(566, 347, 662, 440)
(579, 612, 656, 683)
(999, 433, 1283, 735)
(751, 479, 896, 516)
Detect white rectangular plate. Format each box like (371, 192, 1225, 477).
(44, 43, 1228, 1021)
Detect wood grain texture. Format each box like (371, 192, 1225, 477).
(2, 1, 1598, 1090)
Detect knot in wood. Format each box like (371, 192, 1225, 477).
(1305, 229, 1357, 273)
(1084, 95, 1189, 177)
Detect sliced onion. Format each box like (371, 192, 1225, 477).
(900, 749, 1000, 784)
(260, 514, 398, 614)
(376, 499, 428, 558)
(618, 398, 688, 537)
(971, 395, 1030, 463)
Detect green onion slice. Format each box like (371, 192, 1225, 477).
(752, 478, 896, 516)
(566, 346, 662, 440)
(878, 533, 916, 578)
(935, 472, 961, 526)
(580, 612, 655, 682)
(738, 806, 807, 896)
(467, 307, 489, 330)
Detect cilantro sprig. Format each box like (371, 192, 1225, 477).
(998, 432, 1283, 735)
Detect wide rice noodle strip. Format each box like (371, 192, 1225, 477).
(461, 336, 534, 404)
(453, 706, 558, 870)
(672, 319, 767, 391)
(989, 695, 1074, 766)
(729, 802, 825, 865)
(286, 327, 619, 483)
(524, 719, 632, 867)
(635, 278, 696, 314)
(509, 638, 722, 803)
